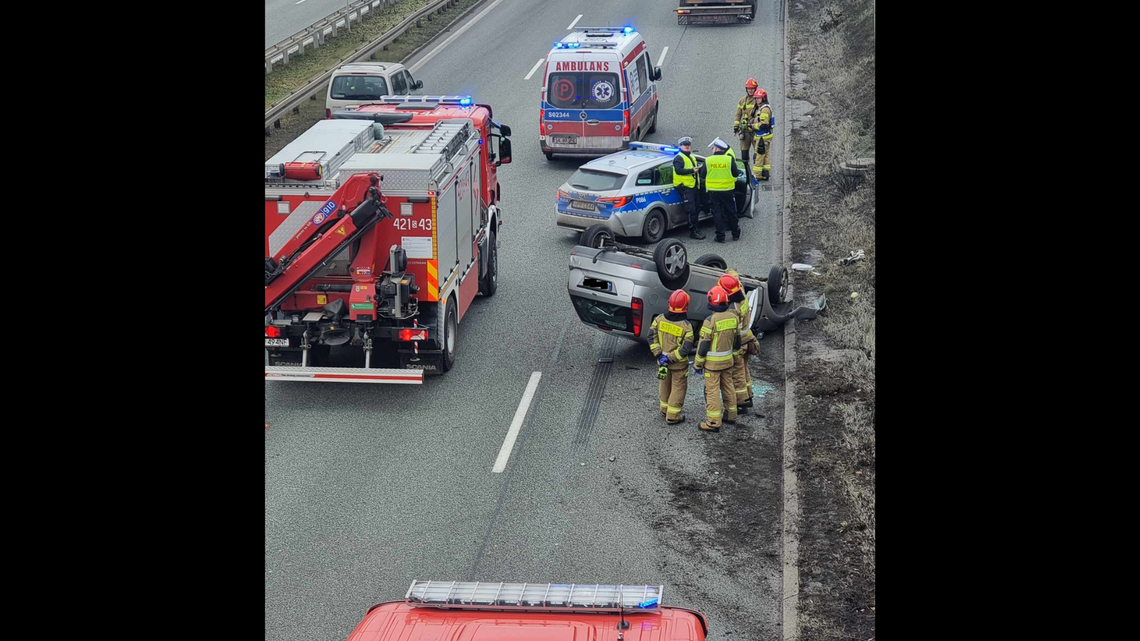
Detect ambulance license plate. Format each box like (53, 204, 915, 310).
(570, 200, 597, 212)
(265, 338, 290, 346)
(553, 135, 577, 146)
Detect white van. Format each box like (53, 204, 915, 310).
(325, 62, 424, 118)
(540, 26, 662, 160)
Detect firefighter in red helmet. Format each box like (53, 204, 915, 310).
(751, 87, 775, 182)
(650, 290, 696, 424)
(693, 285, 741, 432)
(734, 78, 761, 168)
(719, 271, 759, 411)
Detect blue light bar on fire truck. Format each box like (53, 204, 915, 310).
(629, 142, 682, 154)
(373, 95, 474, 105)
(405, 581, 664, 613)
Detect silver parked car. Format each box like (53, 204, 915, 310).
(567, 225, 826, 341)
(555, 142, 757, 244)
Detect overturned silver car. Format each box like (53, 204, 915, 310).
(567, 224, 826, 340)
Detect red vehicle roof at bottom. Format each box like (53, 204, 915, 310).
(346, 601, 709, 641)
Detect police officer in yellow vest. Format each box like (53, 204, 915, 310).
(672, 137, 705, 240)
(734, 78, 761, 167)
(694, 285, 741, 432)
(650, 290, 696, 425)
(751, 88, 775, 182)
(704, 138, 742, 244)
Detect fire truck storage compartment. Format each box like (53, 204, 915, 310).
(265, 119, 373, 181)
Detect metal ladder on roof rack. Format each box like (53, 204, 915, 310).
(413, 120, 472, 159)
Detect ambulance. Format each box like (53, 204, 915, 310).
(540, 26, 663, 161)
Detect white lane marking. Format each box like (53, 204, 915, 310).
(409, 0, 506, 73)
(567, 14, 582, 29)
(294, 0, 306, 4)
(492, 371, 542, 473)
(524, 58, 545, 81)
(657, 46, 669, 67)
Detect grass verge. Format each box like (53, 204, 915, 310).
(265, 0, 484, 160)
(786, 0, 875, 639)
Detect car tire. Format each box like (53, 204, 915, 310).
(768, 265, 789, 306)
(694, 253, 728, 270)
(581, 223, 614, 249)
(648, 105, 658, 134)
(479, 230, 498, 297)
(439, 297, 457, 373)
(654, 238, 690, 290)
(641, 209, 666, 244)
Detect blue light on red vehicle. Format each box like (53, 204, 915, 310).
(459, 97, 472, 106)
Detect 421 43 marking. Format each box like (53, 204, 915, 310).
(393, 217, 432, 231)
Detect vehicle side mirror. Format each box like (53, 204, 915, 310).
(497, 137, 512, 165)
(653, 66, 662, 81)
(499, 124, 511, 137)
(415, 80, 424, 89)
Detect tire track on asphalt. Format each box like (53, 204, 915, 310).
(466, 315, 570, 579)
(572, 335, 617, 449)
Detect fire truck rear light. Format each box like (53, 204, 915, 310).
(265, 326, 282, 338)
(405, 581, 664, 613)
(398, 329, 427, 341)
(678, 9, 690, 14)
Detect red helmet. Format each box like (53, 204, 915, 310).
(745, 78, 758, 90)
(717, 273, 742, 296)
(668, 289, 690, 313)
(707, 285, 729, 307)
(754, 88, 768, 101)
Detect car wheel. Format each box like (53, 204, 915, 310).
(648, 105, 658, 134)
(439, 297, 457, 373)
(642, 209, 666, 244)
(654, 238, 690, 290)
(478, 230, 498, 297)
(693, 253, 728, 270)
(768, 265, 789, 306)
(581, 223, 614, 249)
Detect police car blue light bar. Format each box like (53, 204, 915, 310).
(373, 95, 474, 105)
(629, 142, 682, 154)
(405, 581, 664, 613)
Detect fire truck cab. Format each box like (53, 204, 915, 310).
(264, 96, 512, 383)
(343, 581, 709, 641)
(540, 26, 662, 161)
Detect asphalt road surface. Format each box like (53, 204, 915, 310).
(266, 1, 787, 639)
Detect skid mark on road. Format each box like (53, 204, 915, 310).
(572, 335, 617, 449)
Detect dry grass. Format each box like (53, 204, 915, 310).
(787, 0, 876, 637)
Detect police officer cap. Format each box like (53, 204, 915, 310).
(708, 137, 730, 150)
(677, 137, 693, 146)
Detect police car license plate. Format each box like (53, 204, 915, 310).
(570, 200, 597, 212)
(265, 338, 289, 346)
(553, 135, 577, 145)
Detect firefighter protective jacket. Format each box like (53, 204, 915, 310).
(650, 313, 695, 371)
(695, 309, 741, 372)
(735, 95, 761, 129)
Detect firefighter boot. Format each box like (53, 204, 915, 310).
(699, 421, 721, 433)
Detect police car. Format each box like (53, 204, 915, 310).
(556, 142, 756, 243)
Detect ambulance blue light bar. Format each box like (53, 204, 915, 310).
(373, 95, 475, 105)
(629, 142, 681, 154)
(405, 581, 664, 613)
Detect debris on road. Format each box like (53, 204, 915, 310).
(792, 263, 815, 271)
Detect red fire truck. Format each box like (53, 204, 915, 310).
(264, 96, 512, 384)
(342, 581, 709, 641)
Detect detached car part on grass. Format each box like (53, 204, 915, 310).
(568, 224, 826, 340)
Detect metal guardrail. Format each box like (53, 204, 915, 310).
(266, 0, 398, 74)
(265, 0, 460, 132)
